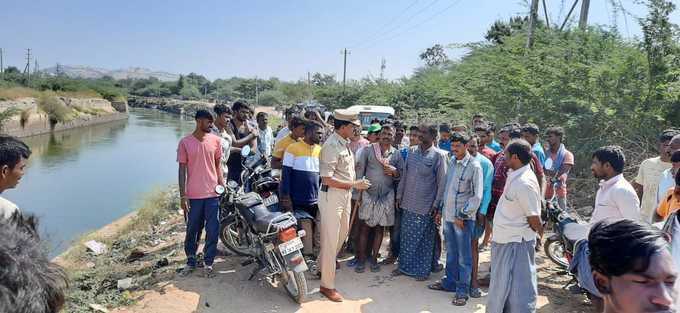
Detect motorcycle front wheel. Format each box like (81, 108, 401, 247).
(543, 237, 569, 269)
(281, 270, 307, 304)
(219, 215, 251, 256)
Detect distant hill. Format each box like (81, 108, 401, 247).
(42, 65, 179, 81)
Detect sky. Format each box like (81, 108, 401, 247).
(2, 0, 677, 82)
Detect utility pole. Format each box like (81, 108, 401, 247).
(255, 76, 259, 106)
(34, 58, 39, 75)
(542, 0, 550, 29)
(380, 58, 386, 80)
(24, 48, 31, 82)
(579, 0, 590, 30)
(0, 48, 4, 76)
(526, 0, 540, 49)
(341, 48, 350, 98)
(560, 0, 580, 31)
(307, 71, 312, 101)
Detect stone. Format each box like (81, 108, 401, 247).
(126, 248, 146, 262)
(84, 240, 107, 255)
(89, 304, 109, 312)
(117, 278, 134, 290)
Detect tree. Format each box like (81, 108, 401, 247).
(419, 44, 448, 67)
(0, 107, 19, 133)
(485, 16, 529, 44)
(311, 73, 336, 87)
(258, 90, 287, 106)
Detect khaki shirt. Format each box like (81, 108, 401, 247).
(320, 132, 355, 183)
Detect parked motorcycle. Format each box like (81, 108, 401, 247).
(217, 180, 309, 303)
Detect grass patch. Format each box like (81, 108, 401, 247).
(0, 87, 103, 101)
(61, 187, 181, 312)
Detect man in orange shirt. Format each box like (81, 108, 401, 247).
(655, 170, 680, 222)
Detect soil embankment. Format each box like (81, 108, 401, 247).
(0, 96, 128, 137)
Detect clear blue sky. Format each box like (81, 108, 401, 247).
(2, 0, 674, 81)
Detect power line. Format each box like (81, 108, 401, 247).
(348, 0, 422, 48)
(359, 0, 465, 50)
(352, 0, 442, 49)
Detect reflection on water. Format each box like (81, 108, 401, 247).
(3, 109, 195, 256)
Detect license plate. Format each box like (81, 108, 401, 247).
(278, 237, 303, 256)
(263, 194, 279, 207)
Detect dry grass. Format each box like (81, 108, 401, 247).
(0, 87, 102, 101)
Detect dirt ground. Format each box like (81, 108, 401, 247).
(108, 234, 595, 313)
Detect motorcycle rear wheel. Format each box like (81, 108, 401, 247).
(543, 237, 570, 269)
(281, 270, 307, 304)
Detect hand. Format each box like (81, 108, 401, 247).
(248, 125, 260, 137)
(432, 210, 441, 226)
(454, 218, 464, 229)
(395, 199, 401, 210)
(476, 213, 486, 229)
(180, 197, 189, 219)
(353, 178, 371, 190)
(383, 164, 397, 176)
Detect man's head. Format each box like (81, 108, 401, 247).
(332, 110, 360, 139)
(409, 125, 420, 146)
(545, 126, 565, 148)
(231, 101, 253, 122)
(303, 120, 324, 145)
(452, 124, 468, 133)
(522, 123, 540, 145)
(439, 123, 451, 141)
(0, 136, 31, 193)
(367, 124, 382, 144)
(664, 134, 680, 158)
(468, 134, 480, 156)
(659, 129, 680, 161)
(0, 213, 68, 313)
(289, 116, 306, 139)
(472, 114, 485, 127)
(505, 139, 533, 170)
(284, 107, 296, 123)
(474, 123, 492, 146)
(194, 109, 214, 134)
(450, 132, 471, 160)
(393, 121, 406, 142)
(379, 124, 395, 147)
(671, 151, 680, 178)
(256, 112, 268, 129)
(591, 145, 626, 180)
(213, 104, 232, 128)
(589, 219, 677, 313)
(419, 124, 438, 147)
(508, 124, 523, 140)
(498, 123, 515, 146)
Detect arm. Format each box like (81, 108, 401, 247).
(459, 164, 484, 219)
(527, 216, 544, 238)
(355, 148, 367, 179)
(320, 146, 364, 190)
(279, 152, 294, 211)
(271, 140, 286, 169)
(479, 161, 493, 215)
(615, 188, 642, 221)
(519, 181, 543, 237)
(633, 162, 645, 199)
(433, 153, 448, 210)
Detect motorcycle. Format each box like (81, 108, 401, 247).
(242, 146, 280, 212)
(216, 177, 309, 303)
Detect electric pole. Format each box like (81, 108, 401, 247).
(380, 58, 386, 80)
(255, 77, 259, 106)
(560, 0, 580, 31)
(34, 58, 39, 75)
(307, 71, 312, 101)
(0, 48, 4, 76)
(542, 0, 550, 29)
(579, 0, 590, 30)
(24, 48, 31, 82)
(526, 0, 540, 49)
(341, 48, 350, 98)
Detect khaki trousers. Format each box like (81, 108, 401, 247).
(318, 187, 351, 289)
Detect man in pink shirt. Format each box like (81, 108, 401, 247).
(177, 109, 224, 278)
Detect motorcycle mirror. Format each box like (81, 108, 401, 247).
(215, 185, 226, 195)
(227, 180, 239, 189)
(241, 145, 251, 158)
(544, 158, 553, 171)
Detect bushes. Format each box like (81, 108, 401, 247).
(38, 94, 72, 129)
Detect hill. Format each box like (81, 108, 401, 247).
(42, 65, 179, 81)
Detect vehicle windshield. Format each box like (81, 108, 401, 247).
(359, 112, 391, 129)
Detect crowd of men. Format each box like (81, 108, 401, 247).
(1, 100, 680, 312)
(173, 99, 680, 311)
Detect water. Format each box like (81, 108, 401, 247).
(3, 109, 195, 257)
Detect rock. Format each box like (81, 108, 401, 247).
(117, 278, 134, 290)
(85, 262, 96, 269)
(126, 248, 146, 262)
(84, 240, 107, 255)
(154, 257, 169, 269)
(89, 304, 109, 312)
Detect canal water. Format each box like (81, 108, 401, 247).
(3, 109, 195, 256)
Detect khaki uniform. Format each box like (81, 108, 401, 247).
(318, 131, 355, 289)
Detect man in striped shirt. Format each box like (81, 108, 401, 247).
(280, 120, 324, 257)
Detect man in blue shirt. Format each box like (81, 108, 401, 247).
(438, 123, 452, 153)
(522, 123, 546, 167)
(485, 122, 502, 153)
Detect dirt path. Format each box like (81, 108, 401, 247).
(110, 240, 594, 313)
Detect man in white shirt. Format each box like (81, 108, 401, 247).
(0, 136, 31, 218)
(590, 145, 641, 225)
(274, 108, 296, 144)
(486, 139, 542, 313)
(256, 112, 274, 158)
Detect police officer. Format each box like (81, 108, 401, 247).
(318, 109, 371, 302)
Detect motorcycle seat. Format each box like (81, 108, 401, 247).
(563, 222, 589, 242)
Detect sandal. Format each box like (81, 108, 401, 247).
(355, 262, 366, 273)
(370, 261, 381, 273)
(427, 282, 447, 291)
(347, 258, 359, 268)
(380, 256, 397, 265)
(470, 288, 483, 298)
(452, 297, 468, 306)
